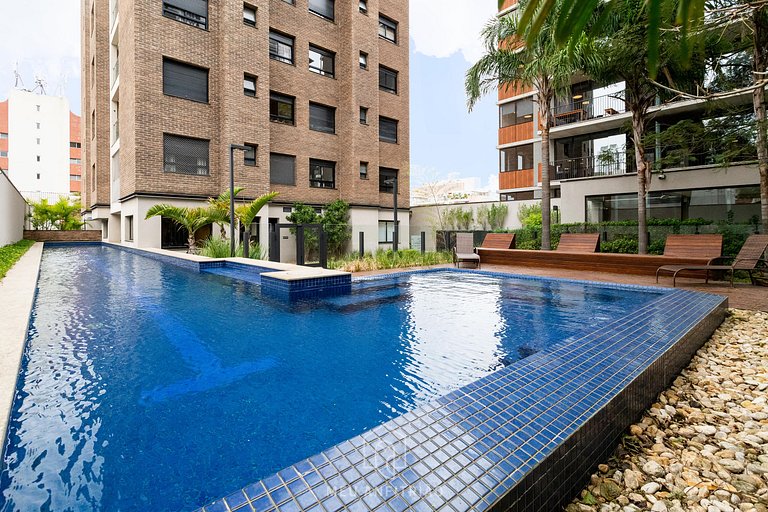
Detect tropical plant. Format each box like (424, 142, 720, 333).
(320, 199, 352, 258)
(511, 0, 705, 77)
(330, 249, 453, 272)
(476, 205, 490, 230)
(145, 205, 215, 253)
(467, 1, 595, 250)
(207, 187, 244, 239)
(584, 0, 705, 253)
(198, 236, 266, 259)
(235, 191, 278, 258)
(28, 197, 85, 230)
(517, 203, 542, 229)
(487, 203, 509, 230)
(286, 202, 322, 258)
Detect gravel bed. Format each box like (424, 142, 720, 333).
(567, 309, 768, 512)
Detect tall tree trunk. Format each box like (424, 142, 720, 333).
(243, 224, 250, 258)
(187, 231, 197, 254)
(538, 83, 553, 251)
(754, 6, 768, 233)
(631, 107, 649, 254)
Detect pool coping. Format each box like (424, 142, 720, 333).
(0, 242, 43, 447)
(194, 269, 727, 512)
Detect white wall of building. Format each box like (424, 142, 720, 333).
(559, 164, 761, 223)
(7, 90, 70, 196)
(0, 170, 27, 246)
(410, 199, 560, 252)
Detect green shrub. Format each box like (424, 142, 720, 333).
(330, 249, 453, 272)
(600, 237, 638, 254)
(198, 237, 265, 259)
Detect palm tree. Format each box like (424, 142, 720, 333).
(511, 0, 705, 78)
(145, 204, 216, 253)
(585, 0, 705, 253)
(207, 187, 244, 239)
(466, 1, 594, 250)
(236, 192, 279, 258)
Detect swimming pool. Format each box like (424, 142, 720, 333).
(0, 245, 720, 511)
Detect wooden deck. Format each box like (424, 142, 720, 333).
(476, 248, 716, 276)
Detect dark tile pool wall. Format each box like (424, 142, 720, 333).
(495, 300, 727, 511)
(197, 278, 727, 512)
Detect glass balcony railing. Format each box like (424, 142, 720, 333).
(112, 119, 119, 145)
(111, 2, 118, 27)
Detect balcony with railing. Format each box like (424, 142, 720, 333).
(554, 91, 627, 127)
(554, 148, 757, 181)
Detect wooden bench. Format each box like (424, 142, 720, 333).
(556, 233, 600, 253)
(480, 233, 516, 250)
(661, 234, 722, 262)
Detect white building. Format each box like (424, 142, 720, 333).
(2, 89, 74, 199)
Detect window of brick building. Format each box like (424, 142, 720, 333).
(359, 107, 368, 124)
(270, 153, 296, 185)
(243, 3, 257, 26)
(359, 51, 368, 69)
(379, 116, 398, 143)
(163, 134, 210, 175)
(244, 144, 257, 166)
(244, 74, 257, 97)
(270, 91, 295, 124)
(309, 102, 336, 134)
(309, 159, 335, 188)
(379, 65, 397, 94)
(379, 167, 398, 193)
(309, 45, 335, 77)
(163, 58, 209, 103)
(359, 0, 368, 14)
(359, 162, 368, 179)
(269, 30, 294, 64)
(162, 0, 208, 29)
(379, 15, 397, 43)
(309, 0, 334, 20)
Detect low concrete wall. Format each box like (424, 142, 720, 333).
(0, 171, 27, 246)
(24, 230, 103, 242)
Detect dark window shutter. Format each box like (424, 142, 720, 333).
(309, 103, 335, 133)
(270, 153, 296, 185)
(163, 59, 208, 102)
(163, 134, 209, 175)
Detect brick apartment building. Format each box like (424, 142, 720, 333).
(82, 0, 409, 254)
(0, 90, 82, 199)
(495, 0, 761, 225)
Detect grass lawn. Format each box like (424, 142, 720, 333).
(0, 240, 34, 280)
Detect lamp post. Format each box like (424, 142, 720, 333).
(229, 144, 249, 257)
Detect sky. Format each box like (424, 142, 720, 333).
(0, 0, 499, 188)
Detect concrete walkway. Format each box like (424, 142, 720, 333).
(0, 242, 43, 440)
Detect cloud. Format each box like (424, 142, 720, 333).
(409, 0, 497, 63)
(0, 0, 80, 99)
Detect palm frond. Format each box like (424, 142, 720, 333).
(236, 192, 279, 228)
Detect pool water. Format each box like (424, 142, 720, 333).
(0, 246, 665, 511)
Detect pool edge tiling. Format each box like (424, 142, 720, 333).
(196, 282, 727, 512)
